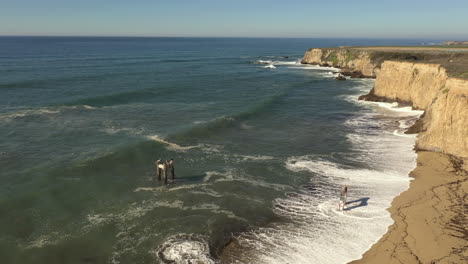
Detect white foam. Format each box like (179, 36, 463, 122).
(155, 234, 215, 264)
(26, 232, 71, 249)
(238, 155, 276, 161)
(350, 99, 424, 118)
(288, 65, 340, 71)
(0, 108, 60, 120)
(226, 79, 419, 264)
(133, 187, 162, 192)
(255, 59, 301, 67)
(255, 60, 273, 64)
(0, 104, 97, 122)
(146, 135, 201, 152)
(101, 127, 144, 136)
(271, 60, 301, 66)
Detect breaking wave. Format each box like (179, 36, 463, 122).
(222, 79, 421, 264)
(156, 234, 215, 264)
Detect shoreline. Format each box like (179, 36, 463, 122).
(301, 46, 468, 263)
(349, 151, 467, 263)
(218, 66, 421, 263)
(218, 48, 467, 263)
(302, 46, 467, 263)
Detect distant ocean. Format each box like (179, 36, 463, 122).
(0, 37, 427, 264)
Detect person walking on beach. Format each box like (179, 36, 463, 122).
(339, 185, 348, 211)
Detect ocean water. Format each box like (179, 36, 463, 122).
(0, 37, 426, 264)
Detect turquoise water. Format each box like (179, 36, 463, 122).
(1, 37, 425, 264)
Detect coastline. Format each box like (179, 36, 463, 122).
(217, 46, 468, 263)
(219, 68, 421, 264)
(302, 46, 468, 263)
(349, 151, 467, 263)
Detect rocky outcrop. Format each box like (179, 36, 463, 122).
(302, 48, 378, 77)
(335, 74, 346, 81)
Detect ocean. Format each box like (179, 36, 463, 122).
(0, 37, 426, 264)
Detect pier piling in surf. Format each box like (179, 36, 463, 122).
(155, 159, 175, 184)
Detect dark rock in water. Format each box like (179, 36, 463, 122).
(341, 70, 366, 78)
(359, 88, 418, 110)
(335, 75, 346, 81)
(283, 56, 289, 58)
(405, 113, 426, 134)
(322, 63, 330, 67)
(358, 88, 389, 101)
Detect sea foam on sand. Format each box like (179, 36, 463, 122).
(221, 79, 422, 264)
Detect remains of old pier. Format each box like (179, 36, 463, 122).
(155, 159, 175, 184)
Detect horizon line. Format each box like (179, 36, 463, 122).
(0, 35, 460, 41)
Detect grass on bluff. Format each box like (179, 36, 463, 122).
(309, 46, 468, 79)
(356, 47, 468, 79)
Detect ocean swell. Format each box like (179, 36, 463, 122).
(168, 91, 287, 143)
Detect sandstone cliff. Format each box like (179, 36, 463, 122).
(304, 47, 468, 264)
(358, 61, 468, 158)
(303, 47, 467, 158)
(302, 46, 468, 79)
(302, 48, 378, 77)
(417, 78, 468, 158)
(370, 61, 448, 110)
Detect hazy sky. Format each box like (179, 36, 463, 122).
(1, 0, 467, 38)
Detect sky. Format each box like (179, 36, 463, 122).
(1, 0, 467, 39)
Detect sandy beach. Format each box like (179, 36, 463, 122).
(350, 151, 467, 264)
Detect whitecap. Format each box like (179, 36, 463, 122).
(155, 234, 215, 264)
(146, 135, 201, 152)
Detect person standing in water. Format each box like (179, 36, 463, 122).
(339, 185, 348, 211)
(168, 159, 175, 182)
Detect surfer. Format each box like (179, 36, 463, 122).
(339, 185, 348, 211)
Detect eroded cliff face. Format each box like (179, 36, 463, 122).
(366, 61, 468, 158)
(303, 47, 467, 158)
(373, 61, 449, 109)
(302, 48, 378, 77)
(417, 78, 468, 158)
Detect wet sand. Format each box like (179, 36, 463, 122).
(349, 151, 468, 264)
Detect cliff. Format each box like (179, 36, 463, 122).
(417, 78, 468, 158)
(369, 61, 448, 109)
(301, 46, 468, 264)
(303, 47, 468, 158)
(443, 41, 468, 45)
(301, 48, 378, 77)
(359, 61, 468, 158)
(302, 46, 468, 79)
